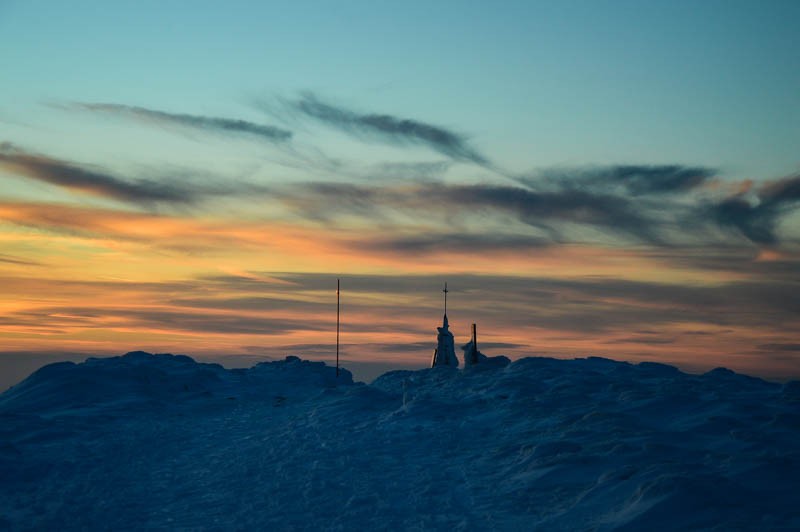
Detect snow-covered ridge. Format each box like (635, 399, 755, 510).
(1, 352, 798, 530)
(0, 351, 352, 416)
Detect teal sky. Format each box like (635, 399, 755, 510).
(1, 1, 799, 384)
(2, 0, 798, 179)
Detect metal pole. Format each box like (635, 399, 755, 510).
(336, 278, 340, 377)
(443, 282, 448, 315)
(472, 323, 477, 364)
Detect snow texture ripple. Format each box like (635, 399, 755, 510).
(1, 352, 798, 530)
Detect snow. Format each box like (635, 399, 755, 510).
(1, 351, 798, 530)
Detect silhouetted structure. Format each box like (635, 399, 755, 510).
(431, 283, 459, 367)
(464, 323, 479, 366)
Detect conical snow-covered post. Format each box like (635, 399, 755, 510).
(431, 314, 459, 367)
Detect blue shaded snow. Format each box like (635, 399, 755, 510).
(0, 352, 798, 530)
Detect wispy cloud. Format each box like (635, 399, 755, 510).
(536, 164, 717, 195)
(525, 166, 800, 246)
(0, 253, 41, 266)
(708, 174, 800, 245)
(0, 142, 268, 206)
(0, 142, 195, 204)
(367, 160, 451, 180)
(441, 183, 657, 241)
(275, 166, 800, 250)
(276, 180, 660, 243)
(72, 103, 292, 142)
(758, 343, 800, 353)
(274, 272, 800, 332)
(0, 305, 328, 336)
(284, 93, 490, 165)
(356, 233, 553, 255)
(527, 166, 800, 247)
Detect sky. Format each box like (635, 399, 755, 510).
(1, 0, 798, 386)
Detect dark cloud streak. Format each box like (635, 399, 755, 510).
(537, 165, 716, 195)
(0, 142, 270, 206)
(358, 233, 552, 255)
(0, 254, 41, 266)
(74, 103, 292, 142)
(708, 174, 800, 245)
(279, 165, 800, 249)
(0, 142, 195, 204)
(0, 306, 327, 336)
(442, 183, 658, 241)
(279, 180, 661, 243)
(758, 343, 800, 353)
(288, 93, 490, 165)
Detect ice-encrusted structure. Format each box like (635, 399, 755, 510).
(430, 314, 459, 367)
(462, 339, 486, 367)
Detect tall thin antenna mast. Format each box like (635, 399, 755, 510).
(336, 278, 340, 378)
(443, 281, 449, 315)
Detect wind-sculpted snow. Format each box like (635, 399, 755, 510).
(0, 352, 798, 530)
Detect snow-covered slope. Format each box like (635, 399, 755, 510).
(1, 352, 798, 530)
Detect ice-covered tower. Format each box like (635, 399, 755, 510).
(431, 283, 459, 367)
(431, 314, 459, 367)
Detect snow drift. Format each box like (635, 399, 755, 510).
(1, 351, 798, 530)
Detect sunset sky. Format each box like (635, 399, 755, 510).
(1, 1, 798, 385)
